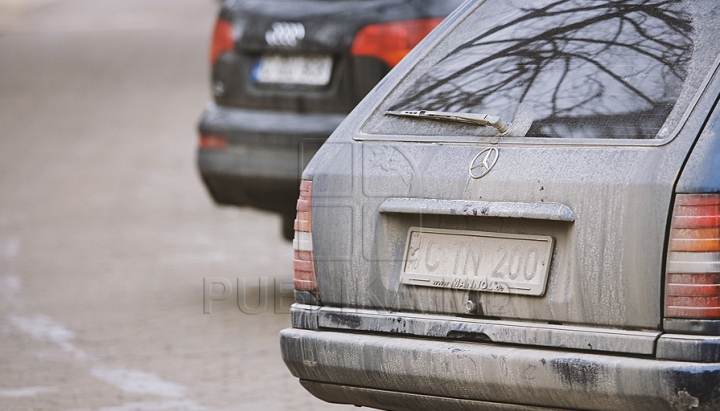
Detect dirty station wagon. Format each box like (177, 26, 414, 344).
(281, 0, 720, 410)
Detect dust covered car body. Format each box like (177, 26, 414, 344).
(280, 0, 720, 410)
(196, 0, 462, 240)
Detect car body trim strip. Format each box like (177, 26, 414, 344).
(379, 198, 575, 222)
(291, 305, 658, 355)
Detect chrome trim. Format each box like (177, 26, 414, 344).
(379, 197, 575, 221)
(265, 22, 305, 47)
(468, 147, 500, 179)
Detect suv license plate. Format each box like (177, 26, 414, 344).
(251, 54, 333, 86)
(401, 228, 554, 296)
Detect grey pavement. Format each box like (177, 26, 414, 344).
(0, 0, 352, 409)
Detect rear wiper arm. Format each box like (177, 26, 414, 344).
(386, 110, 509, 135)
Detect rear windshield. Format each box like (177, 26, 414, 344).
(363, 0, 720, 140)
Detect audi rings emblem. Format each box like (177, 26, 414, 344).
(469, 147, 499, 179)
(265, 22, 305, 47)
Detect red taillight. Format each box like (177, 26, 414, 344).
(210, 19, 234, 65)
(665, 194, 720, 319)
(351, 18, 444, 67)
(198, 134, 227, 149)
(293, 181, 317, 293)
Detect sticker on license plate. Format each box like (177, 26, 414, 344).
(251, 54, 333, 86)
(401, 227, 554, 296)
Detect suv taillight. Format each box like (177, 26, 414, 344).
(665, 194, 720, 319)
(293, 181, 317, 293)
(210, 19, 234, 65)
(351, 18, 444, 67)
(198, 133, 227, 149)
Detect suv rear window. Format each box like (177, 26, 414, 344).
(363, 0, 720, 141)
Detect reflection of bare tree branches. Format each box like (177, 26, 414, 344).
(392, 0, 693, 139)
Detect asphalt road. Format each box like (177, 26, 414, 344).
(0, 0, 353, 410)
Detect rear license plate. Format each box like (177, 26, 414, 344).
(251, 54, 333, 86)
(401, 227, 554, 296)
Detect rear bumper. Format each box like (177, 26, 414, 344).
(282, 303, 720, 410)
(281, 327, 720, 411)
(196, 102, 345, 210)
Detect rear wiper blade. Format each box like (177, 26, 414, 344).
(386, 110, 509, 135)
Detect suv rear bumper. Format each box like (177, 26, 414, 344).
(281, 327, 720, 411)
(196, 102, 345, 211)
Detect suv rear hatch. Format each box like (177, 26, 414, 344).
(211, 0, 462, 114)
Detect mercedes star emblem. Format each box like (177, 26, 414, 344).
(469, 147, 499, 179)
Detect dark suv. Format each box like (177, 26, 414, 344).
(197, 0, 462, 240)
